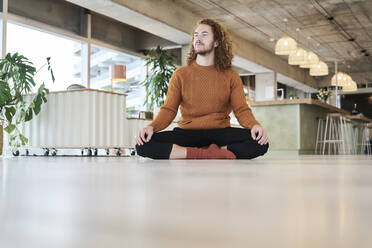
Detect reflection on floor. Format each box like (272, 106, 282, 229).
(1, 155, 372, 248)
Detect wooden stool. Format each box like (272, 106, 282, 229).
(322, 113, 347, 155)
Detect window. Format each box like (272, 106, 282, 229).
(89, 45, 148, 111)
(7, 22, 83, 92)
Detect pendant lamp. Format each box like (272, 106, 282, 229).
(331, 72, 346, 86)
(275, 35, 297, 55)
(342, 80, 357, 92)
(110, 65, 126, 91)
(310, 61, 328, 76)
(288, 47, 307, 65)
(300, 51, 319, 68)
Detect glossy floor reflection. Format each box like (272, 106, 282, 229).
(1, 155, 372, 248)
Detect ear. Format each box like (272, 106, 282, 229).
(214, 41, 218, 48)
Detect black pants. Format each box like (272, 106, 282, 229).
(136, 127, 269, 159)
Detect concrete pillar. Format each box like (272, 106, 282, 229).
(1, 0, 8, 59)
(328, 90, 340, 107)
(181, 44, 190, 66)
(255, 72, 277, 101)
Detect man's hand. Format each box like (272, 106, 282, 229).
(135, 126, 154, 146)
(251, 125, 268, 145)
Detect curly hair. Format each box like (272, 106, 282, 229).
(187, 18, 233, 71)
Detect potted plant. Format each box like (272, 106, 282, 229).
(0, 53, 54, 154)
(141, 46, 176, 112)
(288, 90, 297, 100)
(316, 88, 331, 103)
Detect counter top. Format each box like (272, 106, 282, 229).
(127, 117, 153, 121)
(249, 99, 350, 114)
(51, 88, 128, 96)
(345, 114, 372, 123)
(126, 118, 179, 124)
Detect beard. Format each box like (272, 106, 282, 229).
(194, 42, 215, 55)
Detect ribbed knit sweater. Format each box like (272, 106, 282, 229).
(149, 61, 260, 132)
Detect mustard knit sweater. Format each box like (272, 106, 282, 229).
(149, 61, 260, 132)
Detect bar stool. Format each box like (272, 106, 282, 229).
(342, 116, 357, 154)
(315, 117, 326, 154)
(321, 113, 353, 155)
(355, 123, 371, 155)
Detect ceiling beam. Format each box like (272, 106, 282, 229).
(66, 0, 320, 89)
(112, 0, 319, 88)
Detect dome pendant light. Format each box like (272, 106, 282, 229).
(300, 51, 319, 68)
(288, 47, 307, 65)
(275, 19, 297, 55)
(275, 35, 297, 55)
(310, 61, 328, 76)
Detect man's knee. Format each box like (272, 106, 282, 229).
(136, 144, 149, 158)
(250, 142, 269, 158)
(232, 141, 269, 159)
(135, 143, 170, 159)
(259, 142, 269, 156)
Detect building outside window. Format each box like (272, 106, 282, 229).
(6, 22, 149, 115)
(7, 22, 83, 92)
(87, 45, 148, 113)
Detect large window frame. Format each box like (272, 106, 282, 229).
(0, 0, 146, 89)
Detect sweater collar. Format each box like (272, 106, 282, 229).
(191, 60, 216, 71)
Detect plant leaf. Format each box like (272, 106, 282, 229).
(4, 106, 16, 122)
(25, 108, 33, 122)
(19, 134, 28, 146)
(4, 124, 16, 134)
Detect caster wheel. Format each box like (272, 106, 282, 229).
(12, 150, 20, 156)
(94, 149, 98, 156)
(25, 149, 29, 156)
(44, 149, 49, 156)
(115, 148, 121, 156)
(106, 149, 110, 156)
(51, 149, 57, 156)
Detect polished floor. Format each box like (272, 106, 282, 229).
(1, 155, 372, 248)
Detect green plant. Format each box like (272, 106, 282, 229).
(0, 53, 54, 151)
(317, 88, 331, 102)
(126, 106, 138, 118)
(141, 46, 176, 110)
(288, 90, 297, 99)
(244, 92, 249, 101)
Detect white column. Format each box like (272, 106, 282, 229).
(1, 0, 8, 59)
(181, 44, 190, 66)
(81, 12, 91, 88)
(335, 61, 338, 107)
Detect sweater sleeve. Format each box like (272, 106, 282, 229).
(230, 71, 260, 129)
(148, 71, 181, 132)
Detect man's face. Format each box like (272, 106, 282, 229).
(193, 24, 217, 55)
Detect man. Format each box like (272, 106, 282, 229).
(135, 18, 269, 159)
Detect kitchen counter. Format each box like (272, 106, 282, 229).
(249, 99, 349, 114)
(244, 99, 351, 155)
